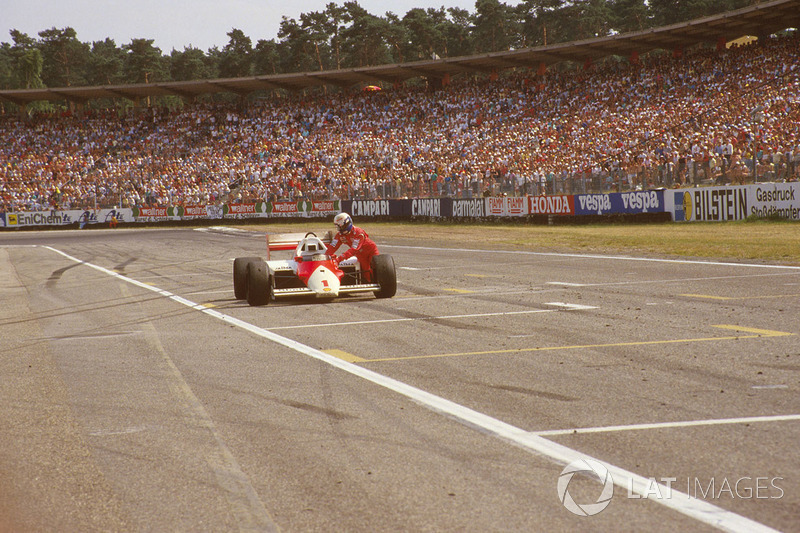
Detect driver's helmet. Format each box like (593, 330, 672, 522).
(334, 212, 353, 234)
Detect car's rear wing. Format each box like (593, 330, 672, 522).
(266, 231, 333, 260)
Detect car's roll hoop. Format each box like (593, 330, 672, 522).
(266, 231, 333, 260)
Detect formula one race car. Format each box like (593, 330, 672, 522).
(233, 231, 397, 306)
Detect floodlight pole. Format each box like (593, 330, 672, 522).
(751, 106, 764, 183)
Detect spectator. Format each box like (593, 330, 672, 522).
(1, 32, 798, 213)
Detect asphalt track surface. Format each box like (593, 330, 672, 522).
(1, 226, 799, 532)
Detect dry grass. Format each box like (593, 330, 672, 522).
(238, 220, 800, 265)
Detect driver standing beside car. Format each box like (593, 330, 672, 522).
(326, 212, 380, 282)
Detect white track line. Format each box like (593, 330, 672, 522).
(384, 244, 800, 270)
(44, 245, 779, 533)
(534, 414, 800, 436)
(544, 302, 598, 311)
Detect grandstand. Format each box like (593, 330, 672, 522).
(1, 2, 799, 213)
(1, 0, 799, 107)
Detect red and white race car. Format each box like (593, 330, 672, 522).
(233, 231, 397, 306)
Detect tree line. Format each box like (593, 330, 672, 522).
(1, 0, 760, 93)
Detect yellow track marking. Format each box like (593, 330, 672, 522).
(442, 288, 475, 294)
(362, 326, 794, 363)
(323, 349, 368, 363)
(681, 293, 800, 301)
(712, 325, 795, 336)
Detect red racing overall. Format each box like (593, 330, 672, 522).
(326, 226, 380, 281)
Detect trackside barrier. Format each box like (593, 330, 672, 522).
(1, 208, 132, 229)
(3, 184, 799, 229)
(665, 183, 800, 221)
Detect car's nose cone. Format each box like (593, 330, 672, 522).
(307, 265, 340, 297)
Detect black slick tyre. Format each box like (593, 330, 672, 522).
(233, 256, 260, 300)
(372, 254, 397, 298)
(246, 260, 271, 306)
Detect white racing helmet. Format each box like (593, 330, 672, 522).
(334, 212, 353, 234)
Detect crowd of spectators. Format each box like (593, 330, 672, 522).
(1, 31, 799, 212)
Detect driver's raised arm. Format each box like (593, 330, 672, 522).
(326, 235, 341, 256)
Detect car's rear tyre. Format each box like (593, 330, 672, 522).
(372, 254, 397, 298)
(233, 256, 260, 300)
(246, 260, 272, 306)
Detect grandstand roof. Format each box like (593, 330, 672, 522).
(1, 0, 799, 107)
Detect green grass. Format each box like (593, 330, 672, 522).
(239, 219, 800, 265)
